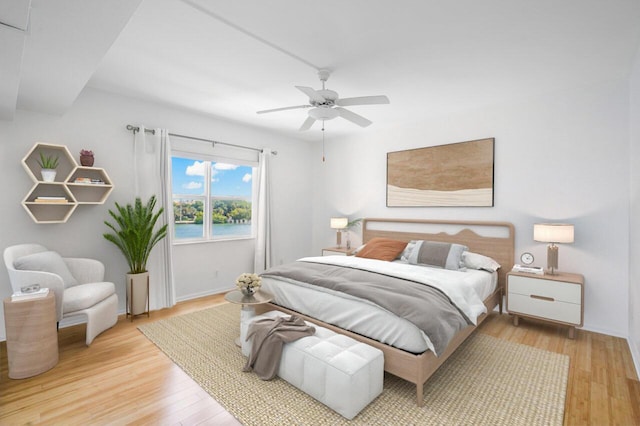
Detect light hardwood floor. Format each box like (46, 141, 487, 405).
(1, 294, 639, 425)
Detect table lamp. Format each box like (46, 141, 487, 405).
(533, 223, 574, 275)
(330, 217, 348, 247)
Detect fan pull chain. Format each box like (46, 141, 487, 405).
(322, 121, 325, 162)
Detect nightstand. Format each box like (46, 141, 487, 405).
(322, 247, 356, 256)
(506, 271, 584, 338)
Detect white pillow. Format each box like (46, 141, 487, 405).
(351, 244, 366, 255)
(400, 240, 418, 261)
(14, 251, 78, 288)
(462, 251, 501, 272)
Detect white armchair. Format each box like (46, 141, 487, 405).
(4, 244, 118, 345)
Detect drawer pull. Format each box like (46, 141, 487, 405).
(530, 294, 555, 302)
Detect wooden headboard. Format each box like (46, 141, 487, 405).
(362, 218, 515, 290)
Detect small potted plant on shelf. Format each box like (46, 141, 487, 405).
(79, 149, 94, 167)
(103, 195, 167, 318)
(37, 152, 59, 182)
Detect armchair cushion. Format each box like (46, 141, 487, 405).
(64, 258, 105, 285)
(63, 282, 115, 313)
(14, 251, 78, 288)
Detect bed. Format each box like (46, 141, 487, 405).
(255, 218, 515, 406)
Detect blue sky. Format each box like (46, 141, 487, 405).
(172, 157, 253, 199)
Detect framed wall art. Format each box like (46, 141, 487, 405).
(386, 138, 494, 207)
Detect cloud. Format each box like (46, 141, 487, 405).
(183, 181, 202, 190)
(214, 163, 238, 171)
(242, 173, 252, 182)
(186, 161, 206, 176)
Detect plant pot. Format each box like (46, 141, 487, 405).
(80, 155, 94, 167)
(41, 169, 57, 182)
(126, 272, 149, 318)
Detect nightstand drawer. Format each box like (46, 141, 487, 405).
(507, 293, 581, 325)
(508, 275, 581, 304)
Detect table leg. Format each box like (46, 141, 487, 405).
(239, 305, 256, 356)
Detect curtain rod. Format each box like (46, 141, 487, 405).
(125, 125, 277, 155)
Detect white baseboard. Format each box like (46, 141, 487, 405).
(176, 287, 233, 303)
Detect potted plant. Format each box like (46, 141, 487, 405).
(79, 149, 94, 167)
(37, 152, 59, 182)
(103, 195, 168, 317)
(344, 218, 362, 250)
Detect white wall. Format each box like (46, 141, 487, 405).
(0, 88, 315, 340)
(629, 43, 640, 371)
(311, 79, 631, 337)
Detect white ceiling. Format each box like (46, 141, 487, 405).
(3, 0, 640, 141)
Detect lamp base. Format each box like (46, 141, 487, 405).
(546, 244, 559, 275)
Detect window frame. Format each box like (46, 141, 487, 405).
(171, 149, 257, 245)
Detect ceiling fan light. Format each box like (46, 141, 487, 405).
(309, 107, 339, 121)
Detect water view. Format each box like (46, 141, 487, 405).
(175, 222, 252, 240)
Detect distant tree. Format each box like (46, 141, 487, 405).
(212, 212, 227, 223)
(195, 211, 203, 224)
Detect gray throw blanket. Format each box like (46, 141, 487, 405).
(243, 315, 315, 380)
(262, 261, 471, 355)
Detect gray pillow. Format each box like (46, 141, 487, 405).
(407, 241, 468, 270)
(14, 251, 78, 288)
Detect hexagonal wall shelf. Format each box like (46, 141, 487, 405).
(22, 143, 75, 183)
(21, 143, 114, 223)
(66, 167, 114, 204)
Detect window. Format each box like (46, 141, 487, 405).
(171, 154, 256, 242)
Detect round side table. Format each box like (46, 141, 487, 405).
(224, 289, 273, 356)
(3, 292, 59, 379)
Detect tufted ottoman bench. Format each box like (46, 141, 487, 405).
(246, 310, 384, 420)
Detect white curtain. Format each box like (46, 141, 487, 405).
(254, 149, 273, 273)
(133, 126, 176, 309)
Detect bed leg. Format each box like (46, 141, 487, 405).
(416, 382, 424, 407)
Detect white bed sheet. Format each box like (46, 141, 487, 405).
(261, 256, 497, 355)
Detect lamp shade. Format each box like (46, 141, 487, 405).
(533, 223, 574, 244)
(330, 217, 348, 229)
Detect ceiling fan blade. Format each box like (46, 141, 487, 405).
(299, 116, 316, 131)
(256, 105, 310, 114)
(335, 107, 372, 127)
(295, 86, 326, 103)
(336, 95, 390, 107)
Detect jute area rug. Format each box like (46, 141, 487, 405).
(138, 303, 569, 426)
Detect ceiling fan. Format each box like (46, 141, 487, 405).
(257, 69, 390, 131)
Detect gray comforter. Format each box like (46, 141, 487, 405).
(261, 260, 471, 355)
